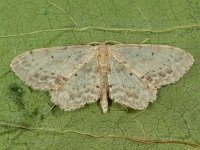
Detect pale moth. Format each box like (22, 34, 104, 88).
(11, 43, 194, 113)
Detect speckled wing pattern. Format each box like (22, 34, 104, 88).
(108, 44, 194, 109)
(50, 55, 100, 111)
(108, 57, 157, 109)
(11, 45, 100, 111)
(11, 44, 194, 112)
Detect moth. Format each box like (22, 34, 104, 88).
(10, 43, 194, 113)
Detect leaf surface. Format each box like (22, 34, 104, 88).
(0, 0, 199, 149)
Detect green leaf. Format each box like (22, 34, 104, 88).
(0, 0, 199, 149)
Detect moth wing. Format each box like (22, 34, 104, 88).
(50, 55, 100, 111)
(108, 56, 157, 110)
(110, 44, 194, 88)
(11, 45, 100, 111)
(11, 45, 95, 91)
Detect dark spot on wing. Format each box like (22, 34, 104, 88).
(151, 52, 154, 56)
(86, 67, 92, 72)
(54, 78, 60, 84)
(166, 69, 173, 74)
(129, 72, 133, 76)
(96, 85, 99, 88)
(75, 73, 77, 76)
(145, 75, 153, 82)
(94, 67, 99, 74)
(158, 71, 166, 77)
(69, 92, 75, 99)
(62, 77, 68, 81)
(54, 76, 68, 84)
(108, 67, 111, 72)
(21, 60, 26, 64)
(51, 55, 54, 58)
